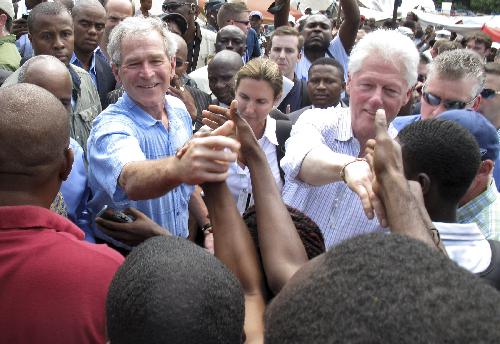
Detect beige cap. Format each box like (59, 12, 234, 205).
(0, 0, 14, 19)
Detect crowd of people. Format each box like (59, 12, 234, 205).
(1, 0, 500, 342)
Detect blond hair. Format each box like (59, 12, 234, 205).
(235, 58, 282, 100)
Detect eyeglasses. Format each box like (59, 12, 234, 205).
(162, 2, 195, 12)
(230, 19, 250, 26)
(417, 74, 426, 83)
(481, 88, 500, 100)
(422, 88, 478, 110)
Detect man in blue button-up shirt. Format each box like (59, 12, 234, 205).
(87, 16, 240, 249)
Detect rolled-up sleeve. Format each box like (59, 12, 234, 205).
(281, 109, 335, 181)
(87, 118, 146, 205)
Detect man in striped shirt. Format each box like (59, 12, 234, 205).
(281, 29, 419, 248)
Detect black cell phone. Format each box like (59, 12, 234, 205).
(96, 205, 135, 223)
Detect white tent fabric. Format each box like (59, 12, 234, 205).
(358, 0, 435, 14)
(290, 0, 334, 12)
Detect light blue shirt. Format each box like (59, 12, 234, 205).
(61, 138, 93, 242)
(71, 52, 97, 86)
(87, 93, 194, 247)
(295, 35, 349, 82)
(15, 33, 33, 60)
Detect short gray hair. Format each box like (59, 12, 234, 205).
(427, 49, 485, 98)
(108, 16, 177, 67)
(348, 29, 419, 88)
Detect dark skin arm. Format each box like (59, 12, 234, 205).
(96, 207, 169, 247)
(337, 0, 360, 54)
(270, 0, 290, 28)
(365, 109, 447, 254)
(203, 101, 308, 295)
(202, 180, 266, 344)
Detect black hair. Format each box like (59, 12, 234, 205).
(106, 236, 245, 344)
(398, 119, 481, 202)
(265, 232, 500, 343)
(308, 56, 344, 80)
(28, 2, 70, 33)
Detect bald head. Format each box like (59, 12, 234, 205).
(72, 0, 105, 17)
(215, 25, 246, 56)
(0, 84, 70, 185)
(172, 33, 188, 77)
(18, 55, 73, 113)
(103, 0, 134, 43)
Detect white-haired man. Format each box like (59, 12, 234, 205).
(87, 17, 239, 249)
(281, 30, 419, 248)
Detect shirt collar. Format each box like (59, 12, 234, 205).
(122, 92, 162, 128)
(434, 221, 486, 241)
(260, 115, 278, 146)
(0, 205, 84, 240)
(460, 178, 498, 211)
(70, 51, 97, 75)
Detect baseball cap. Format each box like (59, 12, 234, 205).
(160, 12, 188, 35)
(249, 10, 262, 19)
(437, 109, 499, 161)
(0, 0, 14, 19)
(205, 0, 225, 12)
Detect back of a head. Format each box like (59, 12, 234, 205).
(348, 29, 419, 88)
(398, 119, 481, 203)
(265, 233, 500, 343)
(106, 236, 244, 344)
(0, 84, 69, 182)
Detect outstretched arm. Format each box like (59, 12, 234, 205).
(365, 109, 447, 254)
(204, 101, 309, 294)
(202, 179, 266, 344)
(337, 0, 360, 54)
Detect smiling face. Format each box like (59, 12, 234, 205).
(347, 59, 411, 142)
(73, 5, 106, 55)
(113, 31, 174, 115)
(29, 12, 74, 65)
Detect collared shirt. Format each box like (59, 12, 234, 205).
(389, 114, 421, 138)
(71, 51, 97, 86)
(87, 93, 194, 247)
(227, 116, 282, 214)
(435, 221, 492, 273)
(281, 107, 383, 248)
(0, 205, 123, 343)
(295, 35, 349, 82)
(188, 65, 210, 94)
(458, 179, 500, 241)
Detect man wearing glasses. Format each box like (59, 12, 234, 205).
(162, 0, 215, 72)
(390, 49, 485, 134)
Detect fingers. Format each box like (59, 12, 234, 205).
(350, 182, 374, 220)
(201, 117, 221, 130)
(95, 216, 132, 231)
(211, 120, 235, 137)
(370, 192, 387, 227)
(202, 109, 228, 127)
(229, 100, 239, 121)
(207, 104, 230, 118)
(374, 109, 388, 139)
(191, 136, 240, 155)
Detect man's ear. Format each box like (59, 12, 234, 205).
(111, 64, 121, 84)
(60, 147, 74, 181)
(416, 173, 431, 195)
(345, 74, 351, 94)
(472, 94, 481, 111)
(0, 13, 7, 28)
(480, 159, 494, 176)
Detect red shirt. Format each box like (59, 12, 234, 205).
(0, 205, 124, 343)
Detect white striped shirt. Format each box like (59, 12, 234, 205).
(281, 107, 383, 248)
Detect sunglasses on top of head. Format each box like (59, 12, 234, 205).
(162, 2, 195, 13)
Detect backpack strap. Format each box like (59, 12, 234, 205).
(275, 119, 292, 182)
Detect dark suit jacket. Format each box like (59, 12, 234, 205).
(95, 53, 117, 110)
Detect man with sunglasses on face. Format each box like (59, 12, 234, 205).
(390, 49, 485, 134)
(162, 0, 215, 72)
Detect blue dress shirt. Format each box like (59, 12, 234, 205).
(87, 93, 194, 247)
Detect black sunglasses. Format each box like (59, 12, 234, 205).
(480, 88, 500, 100)
(231, 19, 250, 26)
(422, 88, 477, 110)
(162, 2, 195, 12)
(175, 58, 187, 68)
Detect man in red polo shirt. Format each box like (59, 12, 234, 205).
(0, 83, 124, 343)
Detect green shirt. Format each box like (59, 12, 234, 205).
(0, 34, 21, 72)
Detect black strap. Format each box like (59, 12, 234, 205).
(275, 119, 292, 182)
(478, 240, 500, 291)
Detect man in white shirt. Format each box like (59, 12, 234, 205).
(281, 29, 419, 248)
